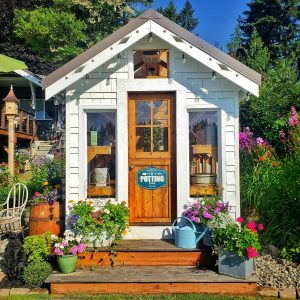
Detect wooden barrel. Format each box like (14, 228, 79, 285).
(29, 202, 65, 236)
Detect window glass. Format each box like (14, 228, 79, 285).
(35, 100, 44, 120)
(189, 111, 218, 196)
(87, 112, 116, 198)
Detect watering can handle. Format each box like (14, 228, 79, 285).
(194, 225, 209, 244)
(172, 216, 196, 233)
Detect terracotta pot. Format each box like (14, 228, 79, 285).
(29, 202, 65, 236)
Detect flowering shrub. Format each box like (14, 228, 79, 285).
(182, 195, 229, 225)
(15, 149, 30, 173)
(240, 106, 300, 262)
(52, 230, 86, 256)
(213, 217, 263, 259)
(30, 182, 59, 206)
(68, 200, 129, 240)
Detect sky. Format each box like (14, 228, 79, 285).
(149, 0, 249, 49)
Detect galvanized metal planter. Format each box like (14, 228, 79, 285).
(218, 250, 254, 279)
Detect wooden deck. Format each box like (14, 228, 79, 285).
(47, 240, 257, 295)
(77, 239, 215, 268)
(46, 266, 257, 295)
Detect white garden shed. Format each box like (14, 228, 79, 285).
(42, 9, 261, 239)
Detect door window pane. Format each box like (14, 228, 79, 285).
(153, 127, 168, 152)
(189, 111, 218, 196)
(136, 101, 151, 125)
(153, 101, 168, 125)
(136, 127, 151, 152)
(87, 112, 116, 198)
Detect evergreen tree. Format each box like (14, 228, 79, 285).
(241, 0, 299, 61)
(227, 16, 244, 60)
(157, 1, 179, 23)
(178, 0, 198, 32)
(244, 28, 270, 74)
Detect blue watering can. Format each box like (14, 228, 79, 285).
(172, 216, 208, 249)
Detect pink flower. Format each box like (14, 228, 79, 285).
(213, 207, 221, 214)
(236, 217, 244, 223)
(54, 248, 63, 256)
(279, 130, 285, 138)
(34, 192, 40, 196)
(289, 106, 299, 127)
(246, 247, 258, 258)
(246, 221, 256, 230)
(190, 215, 196, 222)
(256, 137, 265, 145)
(69, 246, 78, 255)
(77, 243, 87, 253)
(194, 217, 200, 223)
(258, 223, 264, 231)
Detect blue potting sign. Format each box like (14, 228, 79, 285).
(137, 167, 167, 190)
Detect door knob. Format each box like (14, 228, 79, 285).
(129, 164, 135, 170)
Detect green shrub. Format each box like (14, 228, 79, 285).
(23, 261, 52, 287)
(23, 233, 52, 263)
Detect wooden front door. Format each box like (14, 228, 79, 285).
(128, 93, 176, 224)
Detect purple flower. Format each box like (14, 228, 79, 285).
(256, 137, 265, 145)
(213, 207, 221, 214)
(203, 210, 213, 219)
(216, 201, 223, 208)
(190, 215, 196, 221)
(67, 214, 80, 226)
(194, 217, 200, 223)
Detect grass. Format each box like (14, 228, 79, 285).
(0, 294, 269, 300)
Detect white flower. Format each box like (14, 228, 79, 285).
(54, 243, 60, 248)
(59, 245, 64, 249)
(75, 236, 82, 243)
(104, 209, 110, 214)
(64, 230, 73, 236)
(51, 234, 57, 240)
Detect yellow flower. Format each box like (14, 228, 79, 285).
(121, 230, 127, 236)
(68, 200, 74, 204)
(88, 200, 93, 205)
(78, 200, 83, 204)
(121, 201, 126, 205)
(42, 181, 49, 186)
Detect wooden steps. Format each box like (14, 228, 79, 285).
(46, 266, 257, 295)
(46, 240, 257, 296)
(77, 239, 215, 268)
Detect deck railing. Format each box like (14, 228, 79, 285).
(0, 105, 36, 137)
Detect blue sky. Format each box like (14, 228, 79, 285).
(149, 0, 249, 49)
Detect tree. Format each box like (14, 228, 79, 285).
(241, 0, 299, 61)
(157, 1, 179, 23)
(14, 8, 87, 64)
(0, 0, 54, 74)
(240, 58, 300, 145)
(244, 28, 270, 74)
(178, 0, 198, 32)
(227, 16, 244, 60)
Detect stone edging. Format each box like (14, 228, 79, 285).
(0, 288, 49, 296)
(258, 286, 299, 299)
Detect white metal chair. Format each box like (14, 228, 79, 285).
(0, 183, 28, 236)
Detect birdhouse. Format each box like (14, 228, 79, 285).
(3, 85, 19, 116)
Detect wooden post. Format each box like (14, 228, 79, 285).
(3, 86, 20, 178)
(6, 115, 15, 176)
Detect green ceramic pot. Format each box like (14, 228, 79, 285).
(57, 255, 78, 274)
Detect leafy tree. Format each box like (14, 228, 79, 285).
(227, 16, 244, 60)
(157, 1, 179, 23)
(178, 0, 198, 32)
(244, 28, 270, 74)
(0, 0, 54, 74)
(240, 58, 300, 145)
(14, 7, 87, 64)
(241, 0, 299, 61)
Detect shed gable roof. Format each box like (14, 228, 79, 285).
(43, 9, 261, 98)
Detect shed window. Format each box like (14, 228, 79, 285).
(87, 112, 116, 198)
(189, 111, 219, 196)
(134, 50, 169, 78)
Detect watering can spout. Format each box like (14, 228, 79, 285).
(195, 225, 209, 244)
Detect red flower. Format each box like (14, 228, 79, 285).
(258, 223, 264, 231)
(246, 247, 258, 259)
(246, 221, 256, 231)
(259, 155, 266, 162)
(236, 217, 244, 223)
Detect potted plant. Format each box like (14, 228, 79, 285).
(68, 200, 129, 247)
(212, 215, 263, 279)
(29, 182, 63, 236)
(52, 230, 87, 273)
(182, 195, 229, 246)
